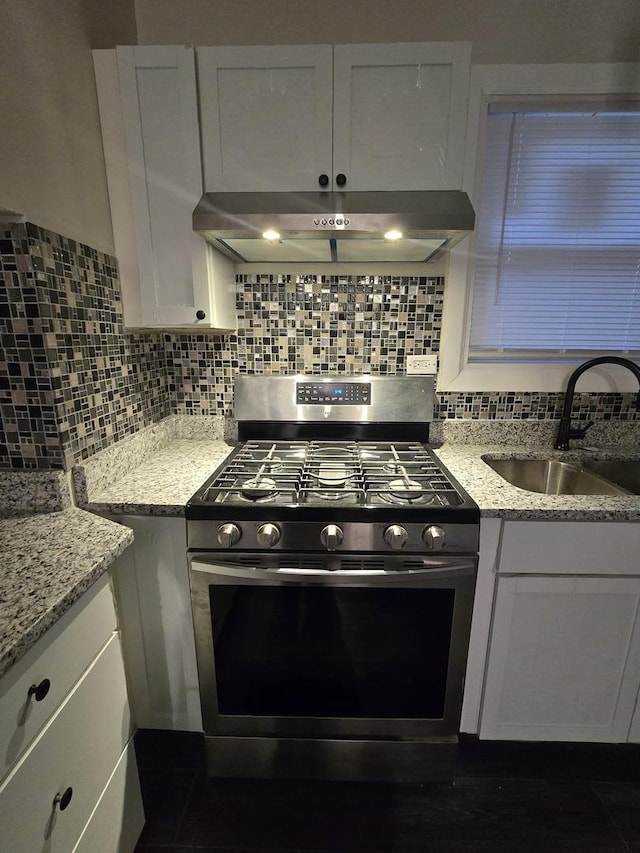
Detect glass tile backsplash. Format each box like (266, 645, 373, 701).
(0, 225, 637, 470)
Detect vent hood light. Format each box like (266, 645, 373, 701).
(193, 190, 475, 264)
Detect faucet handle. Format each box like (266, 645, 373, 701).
(568, 420, 595, 440)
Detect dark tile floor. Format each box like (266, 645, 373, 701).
(133, 730, 640, 852)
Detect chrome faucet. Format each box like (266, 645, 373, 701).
(554, 356, 640, 450)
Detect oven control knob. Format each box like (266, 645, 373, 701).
(257, 523, 281, 548)
(383, 525, 409, 550)
(320, 524, 344, 551)
(422, 525, 446, 551)
(217, 523, 241, 548)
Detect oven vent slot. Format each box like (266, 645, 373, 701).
(339, 558, 386, 572)
(276, 557, 326, 571)
(401, 559, 432, 570)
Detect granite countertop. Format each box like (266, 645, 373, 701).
(72, 415, 640, 521)
(78, 438, 234, 516)
(435, 443, 640, 521)
(0, 509, 133, 679)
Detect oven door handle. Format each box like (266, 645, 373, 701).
(190, 559, 477, 583)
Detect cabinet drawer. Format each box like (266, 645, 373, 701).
(499, 521, 640, 576)
(0, 573, 117, 781)
(0, 633, 131, 853)
(72, 740, 144, 853)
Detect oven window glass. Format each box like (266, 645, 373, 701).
(210, 585, 455, 718)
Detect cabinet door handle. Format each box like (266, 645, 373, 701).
(318, 174, 329, 187)
(53, 786, 73, 811)
(335, 173, 347, 187)
(195, 310, 206, 320)
(28, 678, 51, 702)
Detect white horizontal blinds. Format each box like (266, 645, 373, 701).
(470, 107, 640, 358)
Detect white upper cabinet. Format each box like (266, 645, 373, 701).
(94, 46, 236, 331)
(197, 42, 470, 193)
(198, 45, 334, 192)
(332, 43, 470, 191)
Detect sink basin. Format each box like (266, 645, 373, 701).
(483, 458, 630, 495)
(581, 460, 640, 495)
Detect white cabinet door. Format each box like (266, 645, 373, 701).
(94, 47, 236, 331)
(480, 575, 640, 742)
(72, 741, 144, 853)
(0, 574, 116, 782)
(198, 42, 470, 193)
(111, 516, 202, 732)
(198, 45, 334, 192)
(0, 634, 132, 853)
(333, 42, 470, 191)
(629, 690, 640, 742)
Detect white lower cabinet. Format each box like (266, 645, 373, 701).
(0, 633, 143, 853)
(479, 521, 640, 743)
(0, 574, 117, 780)
(111, 515, 202, 731)
(73, 740, 143, 853)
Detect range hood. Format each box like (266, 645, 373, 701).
(193, 191, 475, 263)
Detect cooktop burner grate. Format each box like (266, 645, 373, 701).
(198, 440, 465, 508)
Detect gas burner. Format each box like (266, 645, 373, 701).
(389, 477, 422, 496)
(311, 462, 354, 488)
(383, 461, 405, 474)
(241, 476, 278, 501)
(314, 489, 353, 502)
(312, 446, 355, 460)
(373, 478, 438, 506)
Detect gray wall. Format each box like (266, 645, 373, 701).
(134, 0, 640, 64)
(0, 0, 115, 252)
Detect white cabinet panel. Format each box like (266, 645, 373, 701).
(500, 520, 640, 575)
(111, 516, 202, 731)
(480, 575, 640, 741)
(0, 634, 132, 853)
(72, 741, 144, 853)
(333, 42, 470, 190)
(198, 45, 333, 192)
(94, 46, 236, 331)
(460, 516, 501, 734)
(0, 574, 116, 781)
(198, 42, 470, 193)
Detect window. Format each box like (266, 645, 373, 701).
(438, 64, 640, 392)
(471, 104, 640, 360)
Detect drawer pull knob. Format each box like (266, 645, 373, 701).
(195, 309, 206, 320)
(53, 787, 73, 811)
(28, 678, 51, 702)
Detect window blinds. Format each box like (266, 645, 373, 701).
(469, 107, 640, 359)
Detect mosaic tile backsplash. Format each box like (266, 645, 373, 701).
(165, 273, 640, 424)
(1, 232, 639, 471)
(0, 223, 170, 469)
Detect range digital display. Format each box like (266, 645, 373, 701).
(296, 382, 371, 405)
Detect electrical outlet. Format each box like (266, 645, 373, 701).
(406, 355, 438, 375)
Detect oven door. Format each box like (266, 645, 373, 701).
(189, 554, 477, 740)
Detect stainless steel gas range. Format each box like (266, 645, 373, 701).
(186, 375, 479, 782)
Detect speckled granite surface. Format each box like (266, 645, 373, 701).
(78, 438, 234, 516)
(73, 415, 640, 519)
(435, 443, 640, 520)
(0, 471, 72, 518)
(72, 414, 228, 506)
(0, 509, 133, 678)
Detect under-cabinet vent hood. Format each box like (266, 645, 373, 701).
(193, 191, 475, 263)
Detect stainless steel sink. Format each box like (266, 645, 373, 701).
(581, 460, 640, 495)
(483, 457, 631, 495)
